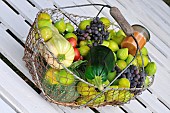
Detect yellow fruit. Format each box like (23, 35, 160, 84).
(77, 82, 97, 96)
(38, 13, 51, 21)
(118, 78, 130, 88)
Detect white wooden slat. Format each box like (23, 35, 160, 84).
(137, 91, 170, 113)
(0, 98, 16, 113)
(0, 0, 30, 42)
(58, 106, 95, 113)
(122, 99, 152, 113)
(6, 0, 39, 24)
(29, 0, 54, 9)
(96, 106, 125, 113)
(135, 0, 170, 36)
(0, 59, 61, 113)
(116, 0, 170, 47)
(151, 0, 170, 18)
(54, 0, 91, 17)
(0, 24, 33, 81)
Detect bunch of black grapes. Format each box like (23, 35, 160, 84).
(115, 65, 147, 88)
(75, 17, 109, 46)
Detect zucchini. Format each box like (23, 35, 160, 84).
(85, 45, 115, 90)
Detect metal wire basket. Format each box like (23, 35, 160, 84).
(23, 4, 155, 108)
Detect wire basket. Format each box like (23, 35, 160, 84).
(23, 4, 155, 108)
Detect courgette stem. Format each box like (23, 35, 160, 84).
(57, 54, 65, 62)
(92, 76, 104, 91)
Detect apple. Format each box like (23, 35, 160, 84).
(74, 48, 80, 61)
(67, 37, 77, 48)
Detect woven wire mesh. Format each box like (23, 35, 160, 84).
(23, 7, 154, 108)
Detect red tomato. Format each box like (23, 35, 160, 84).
(74, 48, 80, 61)
(67, 37, 77, 48)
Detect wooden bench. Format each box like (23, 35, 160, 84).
(0, 0, 170, 113)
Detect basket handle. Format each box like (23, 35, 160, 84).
(110, 7, 134, 36)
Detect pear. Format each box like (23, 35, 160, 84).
(116, 60, 127, 70)
(117, 48, 129, 60)
(38, 19, 52, 29)
(126, 54, 138, 66)
(40, 26, 52, 42)
(108, 40, 119, 52)
(38, 13, 51, 21)
(54, 19, 66, 33)
(112, 30, 126, 45)
(100, 17, 111, 29)
(145, 62, 157, 76)
(108, 71, 117, 82)
(78, 19, 91, 30)
(65, 22, 74, 33)
(64, 32, 77, 40)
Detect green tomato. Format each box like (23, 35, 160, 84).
(56, 70, 75, 85)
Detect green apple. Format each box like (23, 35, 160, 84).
(108, 40, 119, 52)
(54, 19, 66, 33)
(64, 32, 77, 40)
(65, 22, 74, 33)
(78, 19, 91, 30)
